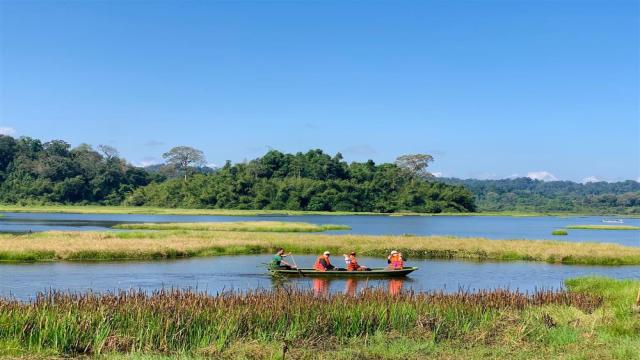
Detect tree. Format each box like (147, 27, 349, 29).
(395, 154, 434, 179)
(98, 145, 119, 160)
(162, 146, 205, 181)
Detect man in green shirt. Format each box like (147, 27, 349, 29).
(271, 248, 296, 270)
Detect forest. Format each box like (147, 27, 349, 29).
(1, 134, 637, 214)
(443, 178, 640, 214)
(0, 135, 474, 213)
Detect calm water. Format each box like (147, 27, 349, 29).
(1, 212, 639, 246)
(1, 255, 638, 300)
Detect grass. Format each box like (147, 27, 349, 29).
(1, 230, 640, 265)
(551, 230, 568, 236)
(566, 225, 640, 230)
(2, 204, 639, 217)
(0, 277, 637, 359)
(112, 221, 351, 232)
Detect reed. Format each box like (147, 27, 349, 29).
(112, 221, 351, 232)
(0, 286, 603, 356)
(1, 230, 639, 265)
(565, 225, 640, 230)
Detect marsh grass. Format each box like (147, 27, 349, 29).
(1, 231, 639, 265)
(551, 230, 568, 236)
(112, 221, 351, 232)
(0, 286, 603, 357)
(566, 225, 640, 230)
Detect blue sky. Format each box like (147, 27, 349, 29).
(1, 0, 638, 182)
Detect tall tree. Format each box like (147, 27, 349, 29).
(395, 154, 434, 180)
(162, 146, 205, 181)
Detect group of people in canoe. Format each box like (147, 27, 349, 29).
(271, 248, 406, 271)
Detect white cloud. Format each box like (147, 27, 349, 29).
(581, 176, 600, 183)
(136, 157, 161, 167)
(0, 127, 16, 136)
(206, 163, 218, 169)
(432, 172, 443, 177)
(526, 171, 558, 181)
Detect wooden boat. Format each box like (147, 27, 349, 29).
(271, 267, 418, 277)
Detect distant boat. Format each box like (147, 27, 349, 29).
(602, 219, 624, 224)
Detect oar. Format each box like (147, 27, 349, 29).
(290, 255, 305, 277)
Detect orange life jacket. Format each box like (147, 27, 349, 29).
(314, 255, 332, 271)
(347, 255, 360, 271)
(389, 254, 404, 269)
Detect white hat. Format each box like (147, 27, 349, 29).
(390, 250, 398, 254)
(323, 251, 331, 255)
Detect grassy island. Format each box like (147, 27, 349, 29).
(112, 221, 351, 232)
(0, 277, 638, 359)
(1, 229, 639, 265)
(566, 224, 640, 230)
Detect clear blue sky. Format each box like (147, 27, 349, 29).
(1, 0, 638, 182)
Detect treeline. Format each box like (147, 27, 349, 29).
(126, 150, 476, 213)
(442, 178, 640, 214)
(0, 136, 159, 205)
(0, 135, 475, 213)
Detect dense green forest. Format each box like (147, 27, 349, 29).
(0, 135, 474, 213)
(442, 178, 640, 214)
(2, 134, 637, 214)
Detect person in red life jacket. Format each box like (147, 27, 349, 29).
(343, 251, 369, 271)
(387, 250, 405, 270)
(314, 251, 335, 271)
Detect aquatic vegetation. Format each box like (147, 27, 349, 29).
(566, 224, 640, 230)
(551, 230, 568, 236)
(1, 230, 639, 265)
(112, 221, 351, 232)
(0, 284, 604, 357)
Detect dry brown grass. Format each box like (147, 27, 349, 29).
(1, 231, 638, 264)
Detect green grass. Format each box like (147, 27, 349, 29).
(0, 277, 637, 359)
(551, 229, 568, 236)
(2, 204, 639, 218)
(566, 224, 640, 230)
(2, 230, 640, 265)
(112, 221, 350, 232)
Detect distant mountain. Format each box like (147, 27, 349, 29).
(438, 177, 640, 214)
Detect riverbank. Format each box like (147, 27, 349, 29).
(566, 224, 640, 230)
(2, 204, 638, 217)
(1, 230, 639, 265)
(0, 277, 637, 359)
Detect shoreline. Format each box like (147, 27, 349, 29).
(1, 204, 638, 218)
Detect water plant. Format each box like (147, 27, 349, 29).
(551, 230, 568, 236)
(2, 230, 640, 265)
(112, 221, 351, 232)
(565, 224, 640, 230)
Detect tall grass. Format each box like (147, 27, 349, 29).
(0, 287, 602, 356)
(112, 221, 350, 232)
(2, 231, 640, 265)
(566, 225, 640, 230)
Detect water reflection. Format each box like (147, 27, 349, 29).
(312, 278, 329, 297)
(308, 278, 406, 297)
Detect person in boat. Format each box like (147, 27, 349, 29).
(343, 251, 369, 271)
(387, 250, 405, 270)
(270, 248, 296, 270)
(313, 251, 336, 271)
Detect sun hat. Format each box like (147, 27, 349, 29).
(323, 251, 331, 255)
(390, 250, 398, 254)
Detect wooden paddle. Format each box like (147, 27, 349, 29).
(290, 254, 305, 277)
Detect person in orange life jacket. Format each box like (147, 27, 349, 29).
(343, 251, 369, 271)
(314, 251, 335, 271)
(387, 250, 405, 270)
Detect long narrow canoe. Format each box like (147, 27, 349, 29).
(271, 267, 418, 277)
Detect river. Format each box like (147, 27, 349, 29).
(1, 212, 639, 246)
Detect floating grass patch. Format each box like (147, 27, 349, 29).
(2, 231, 640, 265)
(551, 230, 568, 236)
(112, 221, 351, 232)
(565, 225, 640, 230)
